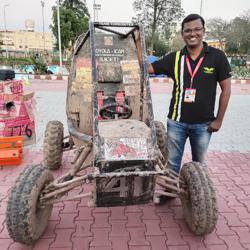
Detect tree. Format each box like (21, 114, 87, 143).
(62, 0, 89, 18)
(206, 18, 228, 47)
(226, 11, 250, 54)
(170, 30, 184, 51)
(133, 0, 184, 51)
(50, 1, 89, 52)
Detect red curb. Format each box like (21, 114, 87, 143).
(149, 78, 250, 84)
(45, 75, 52, 80)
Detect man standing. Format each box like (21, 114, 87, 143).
(148, 14, 231, 174)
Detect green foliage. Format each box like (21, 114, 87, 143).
(206, 18, 228, 43)
(133, 0, 184, 51)
(29, 56, 47, 74)
(226, 12, 250, 55)
(62, 0, 89, 18)
(170, 31, 185, 52)
(146, 34, 170, 56)
(0, 57, 31, 67)
(232, 66, 250, 79)
(207, 10, 250, 55)
(50, 0, 89, 52)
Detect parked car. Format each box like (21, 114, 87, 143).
(20, 65, 35, 74)
(0, 66, 13, 70)
(46, 65, 69, 76)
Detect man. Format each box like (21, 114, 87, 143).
(148, 14, 231, 174)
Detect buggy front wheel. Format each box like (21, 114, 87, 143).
(179, 161, 218, 235)
(6, 165, 54, 245)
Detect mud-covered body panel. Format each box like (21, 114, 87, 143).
(67, 23, 157, 206)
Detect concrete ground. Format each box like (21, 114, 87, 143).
(0, 79, 250, 250)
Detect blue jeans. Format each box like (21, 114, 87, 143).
(166, 118, 212, 173)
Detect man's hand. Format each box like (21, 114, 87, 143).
(207, 119, 222, 133)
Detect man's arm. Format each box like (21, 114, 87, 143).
(207, 78, 231, 132)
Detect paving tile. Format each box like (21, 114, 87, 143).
(168, 246, 189, 250)
(110, 236, 129, 250)
(51, 228, 74, 248)
(109, 220, 129, 237)
(0, 214, 5, 233)
(60, 201, 79, 214)
(90, 247, 112, 250)
(8, 242, 32, 250)
(230, 190, 250, 200)
(57, 212, 78, 229)
(73, 220, 93, 237)
(144, 220, 164, 236)
(154, 203, 172, 213)
(140, 205, 159, 220)
(183, 236, 207, 249)
(171, 207, 184, 219)
(0, 223, 10, 239)
(175, 219, 193, 236)
(40, 221, 58, 238)
(205, 245, 227, 250)
(33, 238, 54, 250)
(0, 200, 8, 215)
(72, 236, 92, 250)
(158, 213, 179, 228)
(93, 207, 110, 213)
(125, 205, 142, 213)
(109, 207, 126, 221)
(1, 238, 14, 250)
(221, 212, 246, 227)
(231, 226, 250, 244)
(242, 200, 250, 212)
(129, 247, 151, 250)
(219, 235, 246, 250)
(76, 207, 94, 221)
(128, 227, 150, 246)
(203, 230, 225, 245)
(216, 218, 236, 236)
(217, 198, 235, 213)
(146, 235, 167, 250)
(49, 206, 63, 221)
(92, 212, 111, 228)
(126, 212, 145, 228)
(162, 227, 186, 245)
(90, 228, 111, 247)
(232, 206, 250, 219)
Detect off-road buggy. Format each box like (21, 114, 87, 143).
(6, 22, 218, 245)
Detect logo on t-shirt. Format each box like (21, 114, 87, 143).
(203, 67, 215, 74)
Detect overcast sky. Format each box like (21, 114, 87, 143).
(1, 0, 249, 32)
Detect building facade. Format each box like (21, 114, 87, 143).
(0, 20, 53, 58)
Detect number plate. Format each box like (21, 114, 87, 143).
(104, 138, 148, 160)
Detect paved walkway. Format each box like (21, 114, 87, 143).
(0, 79, 250, 250)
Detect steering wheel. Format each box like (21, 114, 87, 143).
(99, 103, 132, 119)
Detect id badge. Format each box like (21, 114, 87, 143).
(184, 88, 196, 103)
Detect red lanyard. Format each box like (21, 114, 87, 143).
(185, 56, 204, 88)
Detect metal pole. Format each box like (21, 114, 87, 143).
(3, 4, 9, 58)
(93, 0, 96, 22)
(200, 0, 203, 16)
(41, 1, 45, 55)
(57, 0, 62, 67)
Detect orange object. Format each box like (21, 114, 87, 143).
(0, 136, 23, 166)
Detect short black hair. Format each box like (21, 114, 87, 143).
(181, 14, 205, 31)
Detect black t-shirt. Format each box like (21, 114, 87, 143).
(152, 42, 231, 123)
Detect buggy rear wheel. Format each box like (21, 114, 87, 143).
(6, 164, 54, 245)
(43, 120, 64, 170)
(180, 161, 218, 235)
(154, 121, 167, 163)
